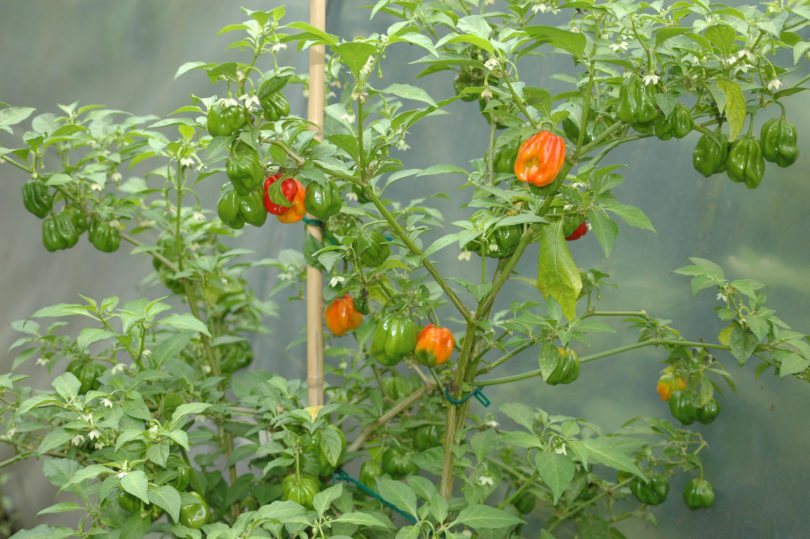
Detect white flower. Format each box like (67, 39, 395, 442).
(329, 276, 346, 287)
(716, 292, 727, 302)
(221, 97, 240, 108)
(240, 94, 260, 109)
(88, 429, 101, 441)
(101, 398, 114, 408)
(642, 73, 660, 86)
(737, 63, 754, 74)
(738, 49, 756, 62)
(458, 250, 472, 261)
(767, 78, 782, 92)
(111, 172, 123, 182)
(95, 442, 104, 450)
(485, 420, 499, 429)
(484, 57, 500, 71)
(341, 113, 356, 125)
(271, 42, 287, 53)
(36, 357, 48, 366)
(279, 271, 294, 281)
(4, 428, 18, 439)
(395, 139, 410, 151)
(90, 183, 104, 192)
(180, 157, 195, 168)
(553, 443, 567, 456)
(478, 475, 495, 486)
(345, 191, 358, 202)
(111, 363, 126, 375)
(610, 41, 629, 53)
(192, 211, 206, 222)
(71, 434, 85, 446)
(360, 57, 375, 77)
(480, 87, 493, 100)
(81, 413, 93, 423)
(148, 425, 159, 437)
(117, 471, 127, 479)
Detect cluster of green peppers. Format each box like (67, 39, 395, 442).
(668, 390, 721, 425)
(616, 75, 658, 130)
(630, 472, 670, 506)
(654, 104, 693, 140)
(217, 187, 267, 229)
(464, 224, 522, 259)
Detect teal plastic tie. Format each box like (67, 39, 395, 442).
(332, 468, 417, 524)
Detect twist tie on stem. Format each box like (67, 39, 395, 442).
(444, 386, 490, 407)
(302, 216, 338, 245)
(332, 468, 417, 524)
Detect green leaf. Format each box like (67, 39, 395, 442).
(0, 106, 36, 130)
(313, 484, 343, 517)
(152, 332, 196, 366)
(45, 173, 73, 186)
(36, 502, 85, 516)
(729, 322, 759, 366)
(538, 342, 558, 380)
(573, 439, 644, 478)
(319, 427, 343, 468)
(499, 402, 536, 432)
(776, 351, 810, 377)
(284, 21, 339, 46)
(524, 26, 587, 57)
(333, 511, 394, 528)
(255, 500, 309, 523)
(52, 372, 80, 401)
(159, 313, 211, 337)
(537, 222, 582, 321)
(30, 303, 95, 319)
(122, 470, 150, 504)
(76, 328, 115, 353)
(64, 465, 112, 488)
(333, 42, 377, 78)
(171, 402, 212, 425)
(704, 24, 737, 55)
(655, 27, 689, 46)
(378, 83, 438, 108)
(424, 233, 459, 257)
(375, 477, 417, 517)
(174, 61, 214, 79)
(417, 163, 468, 177)
(499, 431, 543, 449)
(600, 200, 655, 231)
(38, 429, 73, 456)
(587, 208, 617, 257)
(149, 484, 181, 523)
(533, 452, 576, 504)
(716, 79, 746, 142)
(10, 525, 74, 539)
(452, 504, 524, 529)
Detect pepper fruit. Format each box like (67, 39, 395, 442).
(656, 372, 687, 402)
(89, 221, 121, 253)
(630, 473, 670, 506)
(216, 188, 245, 229)
(370, 315, 418, 366)
(562, 114, 608, 146)
(325, 293, 363, 336)
(381, 447, 417, 478)
(239, 189, 268, 227)
(616, 76, 658, 126)
(693, 132, 729, 177)
(117, 491, 143, 513)
(727, 135, 765, 188)
(546, 347, 580, 385)
(355, 231, 390, 267)
(353, 292, 369, 315)
(42, 217, 65, 252)
(226, 141, 264, 195)
(359, 460, 383, 488)
(179, 491, 209, 529)
(668, 389, 699, 425)
(760, 117, 799, 167)
(207, 99, 246, 137)
(564, 218, 588, 241)
(514, 131, 566, 188)
(260, 91, 290, 122)
(414, 424, 442, 451)
(696, 397, 721, 424)
(282, 474, 320, 508)
(263, 174, 306, 223)
(219, 340, 254, 374)
(493, 139, 520, 173)
(382, 374, 416, 401)
(513, 491, 537, 515)
(682, 478, 715, 510)
(453, 70, 480, 102)
(65, 205, 89, 234)
(464, 225, 522, 258)
(67, 360, 104, 394)
(54, 212, 79, 248)
(22, 180, 53, 219)
(414, 324, 455, 367)
(304, 181, 342, 221)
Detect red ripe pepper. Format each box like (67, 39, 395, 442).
(565, 221, 588, 241)
(514, 131, 566, 187)
(263, 175, 306, 223)
(414, 324, 455, 366)
(325, 294, 363, 336)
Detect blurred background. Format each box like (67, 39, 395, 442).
(1, 0, 808, 537)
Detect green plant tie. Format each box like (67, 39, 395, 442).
(332, 468, 417, 524)
(444, 386, 490, 407)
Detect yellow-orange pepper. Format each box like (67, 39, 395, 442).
(514, 131, 566, 187)
(264, 175, 306, 223)
(656, 372, 687, 401)
(325, 294, 363, 336)
(414, 324, 454, 366)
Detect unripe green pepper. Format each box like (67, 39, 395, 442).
(239, 189, 268, 227)
(668, 389, 699, 425)
(670, 104, 693, 138)
(117, 491, 142, 513)
(22, 180, 53, 219)
(65, 205, 89, 234)
(381, 447, 417, 478)
(89, 221, 121, 253)
(546, 348, 580, 385)
(304, 181, 342, 220)
(696, 397, 721, 424)
(359, 460, 383, 487)
(493, 138, 521, 173)
(453, 70, 479, 102)
(465, 225, 522, 259)
(370, 315, 418, 366)
(207, 99, 246, 137)
(260, 92, 290, 122)
(513, 491, 536, 514)
(42, 217, 66, 252)
(219, 340, 254, 374)
(726, 135, 765, 188)
(54, 212, 79, 248)
(67, 360, 104, 393)
(760, 117, 799, 167)
(355, 231, 390, 267)
(414, 424, 441, 451)
(617, 76, 657, 126)
(682, 478, 715, 510)
(282, 474, 320, 508)
(217, 189, 246, 229)
(226, 141, 264, 195)
(179, 491, 209, 529)
(693, 132, 729, 177)
(630, 473, 669, 505)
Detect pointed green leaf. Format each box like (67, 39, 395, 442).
(716, 79, 746, 141)
(533, 452, 576, 504)
(452, 504, 524, 529)
(537, 222, 582, 321)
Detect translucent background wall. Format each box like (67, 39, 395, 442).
(0, 1, 808, 536)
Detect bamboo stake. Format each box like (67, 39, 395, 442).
(306, 0, 327, 407)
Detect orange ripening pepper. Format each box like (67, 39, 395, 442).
(325, 294, 363, 336)
(656, 372, 687, 401)
(514, 131, 566, 187)
(414, 324, 455, 366)
(264, 175, 306, 223)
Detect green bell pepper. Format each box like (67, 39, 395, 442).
(668, 390, 699, 425)
(760, 117, 798, 167)
(630, 472, 669, 505)
(465, 225, 522, 259)
(226, 141, 264, 195)
(304, 181, 342, 220)
(693, 132, 729, 177)
(370, 315, 418, 366)
(696, 397, 721, 424)
(179, 491, 209, 529)
(216, 188, 245, 229)
(682, 478, 715, 510)
(546, 348, 580, 385)
(355, 231, 390, 267)
(260, 92, 290, 122)
(89, 221, 121, 253)
(22, 179, 53, 219)
(617, 76, 657, 127)
(207, 99, 246, 137)
(381, 447, 417, 479)
(282, 474, 320, 508)
(727, 135, 765, 188)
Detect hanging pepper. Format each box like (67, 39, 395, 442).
(370, 315, 418, 366)
(304, 181, 342, 220)
(89, 221, 121, 253)
(563, 217, 588, 241)
(760, 117, 799, 167)
(696, 397, 721, 424)
(263, 174, 306, 223)
(464, 225, 522, 258)
(655, 371, 687, 402)
(546, 347, 580, 385)
(226, 141, 264, 195)
(692, 132, 729, 177)
(65, 205, 89, 234)
(630, 472, 670, 506)
(682, 478, 715, 510)
(54, 211, 79, 249)
(668, 389, 699, 425)
(381, 447, 417, 478)
(260, 92, 290, 122)
(493, 138, 521, 173)
(66, 360, 104, 393)
(207, 99, 246, 137)
(179, 491, 209, 529)
(616, 76, 658, 127)
(217, 189, 245, 229)
(726, 135, 765, 188)
(414, 324, 455, 367)
(22, 180, 53, 219)
(325, 294, 363, 336)
(355, 231, 390, 267)
(514, 131, 566, 187)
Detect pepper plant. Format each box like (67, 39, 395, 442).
(1, 1, 809, 537)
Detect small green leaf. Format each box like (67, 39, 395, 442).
(573, 438, 644, 478)
(716, 79, 746, 141)
(537, 222, 582, 321)
(171, 402, 212, 425)
(52, 373, 80, 401)
(729, 322, 759, 365)
(524, 26, 587, 57)
(333, 42, 377, 78)
(121, 470, 150, 504)
(499, 402, 536, 431)
(36, 502, 85, 516)
(149, 484, 181, 523)
(587, 209, 618, 257)
(533, 452, 576, 504)
(452, 504, 524, 529)
(313, 484, 343, 517)
(159, 313, 211, 337)
(375, 477, 417, 517)
(333, 511, 394, 528)
(378, 83, 438, 108)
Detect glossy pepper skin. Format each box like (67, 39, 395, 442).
(493, 139, 521, 173)
(513, 491, 537, 514)
(260, 92, 290, 122)
(54, 212, 79, 248)
(263, 175, 306, 223)
(414, 324, 455, 367)
(546, 348, 580, 385)
(465, 225, 522, 258)
(22, 180, 53, 218)
(564, 218, 588, 241)
(67, 360, 104, 393)
(760, 117, 799, 167)
(355, 231, 390, 267)
(325, 293, 363, 336)
(727, 135, 765, 188)
(304, 181, 342, 220)
(282, 474, 320, 507)
(65, 206, 89, 234)
(630, 473, 670, 505)
(89, 221, 121, 253)
(693, 132, 729, 177)
(655, 104, 693, 140)
(370, 315, 418, 366)
(226, 141, 264, 195)
(359, 460, 383, 487)
(42, 217, 65, 252)
(616, 76, 658, 126)
(219, 340, 254, 374)
(217, 189, 246, 229)
(414, 424, 441, 451)
(656, 372, 687, 402)
(207, 99, 246, 137)
(514, 131, 566, 187)
(668, 390, 699, 425)
(179, 491, 209, 529)
(696, 397, 721, 424)
(381, 447, 417, 478)
(682, 478, 715, 510)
